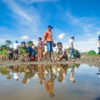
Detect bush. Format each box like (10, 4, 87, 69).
(0, 50, 7, 56)
(88, 50, 96, 56)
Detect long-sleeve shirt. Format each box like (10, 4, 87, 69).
(43, 30, 53, 42)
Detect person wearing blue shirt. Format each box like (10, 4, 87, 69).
(21, 42, 36, 61)
(98, 35, 100, 55)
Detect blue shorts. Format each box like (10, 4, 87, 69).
(47, 42, 53, 52)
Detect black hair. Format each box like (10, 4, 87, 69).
(38, 37, 42, 40)
(57, 42, 62, 46)
(21, 42, 26, 44)
(71, 36, 74, 39)
(99, 35, 100, 38)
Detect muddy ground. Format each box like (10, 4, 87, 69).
(0, 54, 100, 67)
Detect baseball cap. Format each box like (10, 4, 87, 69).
(48, 25, 53, 28)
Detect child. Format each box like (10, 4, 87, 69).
(43, 25, 54, 60)
(13, 41, 19, 60)
(69, 37, 75, 59)
(31, 45, 36, 61)
(98, 35, 100, 55)
(20, 42, 27, 61)
(55, 42, 68, 61)
(37, 37, 44, 61)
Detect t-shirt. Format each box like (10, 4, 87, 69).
(57, 48, 66, 55)
(14, 73, 19, 80)
(26, 47, 36, 55)
(13, 43, 19, 50)
(69, 39, 74, 48)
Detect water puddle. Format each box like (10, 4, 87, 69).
(0, 64, 100, 100)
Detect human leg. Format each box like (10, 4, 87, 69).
(70, 48, 74, 59)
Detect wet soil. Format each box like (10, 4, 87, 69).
(0, 54, 100, 67)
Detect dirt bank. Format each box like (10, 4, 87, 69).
(0, 54, 100, 67)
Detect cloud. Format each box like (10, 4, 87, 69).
(75, 38, 98, 52)
(58, 33, 65, 40)
(22, 0, 58, 3)
(21, 35, 29, 40)
(3, 0, 32, 22)
(2, 0, 41, 42)
(64, 12, 100, 52)
(66, 12, 95, 34)
(96, 31, 100, 35)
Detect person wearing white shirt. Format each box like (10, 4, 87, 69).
(13, 41, 19, 60)
(14, 72, 19, 81)
(69, 37, 75, 59)
(98, 35, 100, 55)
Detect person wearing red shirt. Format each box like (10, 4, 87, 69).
(43, 25, 54, 60)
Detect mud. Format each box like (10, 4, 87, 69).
(0, 54, 100, 67)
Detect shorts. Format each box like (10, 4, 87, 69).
(47, 41, 53, 52)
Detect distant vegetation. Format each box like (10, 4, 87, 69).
(88, 50, 97, 56)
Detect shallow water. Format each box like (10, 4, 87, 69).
(0, 64, 100, 100)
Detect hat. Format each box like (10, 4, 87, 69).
(98, 35, 100, 40)
(48, 25, 53, 28)
(15, 41, 18, 43)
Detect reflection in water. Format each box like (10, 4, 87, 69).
(1, 64, 100, 100)
(0, 64, 80, 97)
(97, 68, 100, 79)
(70, 65, 76, 83)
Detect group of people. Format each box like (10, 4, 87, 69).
(11, 25, 75, 62)
(1, 64, 78, 97)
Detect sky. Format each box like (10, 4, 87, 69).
(0, 0, 100, 52)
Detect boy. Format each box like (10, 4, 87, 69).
(37, 37, 44, 61)
(98, 35, 100, 55)
(20, 42, 36, 61)
(13, 41, 19, 60)
(69, 37, 75, 59)
(55, 42, 68, 61)
(43, 25, 54, 61)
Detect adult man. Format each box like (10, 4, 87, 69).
(98, 35, 100, 55)
(69, 37, 75, 59)
(43, 25, 54, 60)
(13, 41, 19, 60)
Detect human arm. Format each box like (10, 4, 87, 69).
(99, 40, 100, 47)
(43, 32, 48, 43)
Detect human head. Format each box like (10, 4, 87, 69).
(57, 42, 62, 50)
(48, 25, 53, 31)
(21, 42, 26, 48)
(71, 36, 74, 40)
(38, 37, 42, 41)
(98, 35, 100, 41)
(15, 41, 18, 43)
(58, 74, 63, 83)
